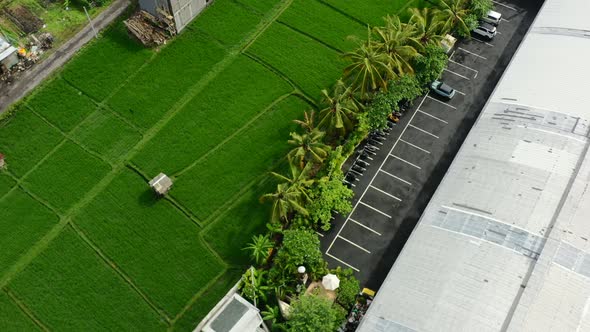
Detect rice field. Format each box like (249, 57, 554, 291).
(0, 0, 422, 330)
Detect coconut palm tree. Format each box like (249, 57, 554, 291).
(293, 110, 316, 133)
(372, 15, 422, 76)
(435, 0, 472, 37)
(317, 80, 360, 137)
(343, 28, 394, 99)
(243, 234, 274, 265)
(260, 182, 309, 224)
(408, 7, 446, 47)
(271, 159, 315, 202)
(287, 129, 331, 168)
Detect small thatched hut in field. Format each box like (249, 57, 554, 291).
(149, 173, 172, 196)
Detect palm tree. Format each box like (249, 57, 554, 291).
(242, 234, 274, 265)
(293, 110, 316, 133)
(287, 129, 330, 168)
(343, 28, 394, 99)
(435, 0, 471, 37)
(261, 159, 315, 223)
(408, 7, 446, 47)
(372, 15, 422, 76)
(317, 80, 360, 137)
(260, 182, 309, 223)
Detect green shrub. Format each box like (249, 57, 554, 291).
(287, 294, 346, 332)
(337, 275, 360, 309)
(413, 44, 448, 87)
(469, 0, 494, 19)
(299, 172, 353, 231)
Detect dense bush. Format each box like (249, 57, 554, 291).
(469, 0, 494, 19)
(413, 44, 448, 87)
(287, 294, 346, 332)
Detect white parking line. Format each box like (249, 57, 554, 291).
(409, 124, 440, 139)
(426, 95, 457, 110)
(338, 235, 371, 254)
(350, 218, 382, 236)
(454, 89, 466, 96)
(325, 95, 428, 257)
(449, 50, 456, 60)
(369, 185, 402, 201)
(391, 154, 421, 169)
(326, 252, 359, 272)
(493, 0, 517, 11)
(418, 110, 448, 124)
(458, 47, 487, 60)
(471, 38, 494, 47)
(379, 169, 412, 186)
(444, 68, 470, 80)
(449, 59, 478, 74)
(400, 138, 430, 154)
(316, 231, 324, 237)
(501, 18, 510, 22)
(360, 201, 392, 218)
(497, 31, 502, 35)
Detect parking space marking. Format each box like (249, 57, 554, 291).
(338, 235, 371, 254)
(492, 0, 517, 11)
(426, 95, 457, 110)
(326, 252, 360, 272)
(360, 201, 392, 218)
(369, 185, 402, 201)
(444, 68, 470, 80)
(391, 154, 422, 170)
(409, 124, 440, 139)
(325, 95, 429, 256)
(471, 38, 494, 47)
(458, 47, 487, 60)
(449, 59, 478, 76)
(418, 110, 448, 124)
(454, 89, 466, 96)
(379, 169, 412, 186)
(501, 18, 510, 22)
(316, 231, 324, 237)
(400, 138, 430, 154)
(350, 218, 382, 236)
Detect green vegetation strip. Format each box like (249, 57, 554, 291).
(132, 55, 293, 176)
(74, 169, 226, 316)
(0, 291, 42, 331)
(278, 0, 366, 51)
(173, 95, 307, 220)
(247, 22, 345, 98)
(9, 228, 166, 331)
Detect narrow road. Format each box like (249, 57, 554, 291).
(0, 0, 130, 113)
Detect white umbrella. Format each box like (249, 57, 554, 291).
(322, 273, 340, 290)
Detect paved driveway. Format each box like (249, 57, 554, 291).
(319, 0, 544, 290)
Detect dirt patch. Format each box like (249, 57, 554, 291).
(4, 5, 43, 33)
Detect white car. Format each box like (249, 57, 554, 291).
(472, 22, 497, 40)
(482, 10, 502, 26)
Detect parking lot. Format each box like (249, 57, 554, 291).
(318, 0, 544, 290)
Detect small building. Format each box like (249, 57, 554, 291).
(138, 0, 213, 33)
(0, 37, 18, 74)
(149, 173, 173, 196)
(198, 294, 268, 332)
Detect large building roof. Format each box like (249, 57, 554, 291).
(357, 0, 590, 331)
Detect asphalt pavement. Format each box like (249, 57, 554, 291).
(319, 0, 545, 291)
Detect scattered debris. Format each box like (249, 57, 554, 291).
(0, 32, 53, 84)
(124, 9, 176, 47)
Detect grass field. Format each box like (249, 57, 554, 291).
(0, 0, 419, 329)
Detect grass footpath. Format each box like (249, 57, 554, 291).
(0, 0, 422, 330)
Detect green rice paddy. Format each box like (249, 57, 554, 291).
(0, 0, 422, 329)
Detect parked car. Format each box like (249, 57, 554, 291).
(482, 10, 502, 26)
(472, 22, 498, 40)
(430, 80, 456, 99)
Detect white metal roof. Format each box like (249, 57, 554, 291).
(357, 0, 590, 331)
(0, 36, 17, 62)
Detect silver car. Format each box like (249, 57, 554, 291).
(430, 80, 456, 100)
(472, 22, 497, 40)
(482, 10, 502, 26)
